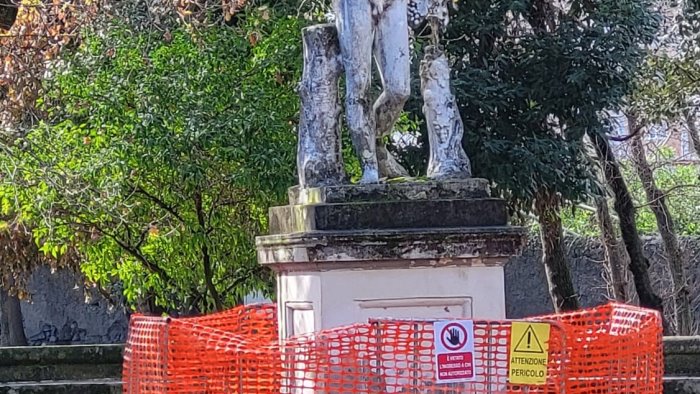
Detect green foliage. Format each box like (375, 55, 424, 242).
(624, 158, 700, 235)
(630, 54, 700, 123)
(627, 3, 700, 124)
(428, 0, 661, 211)
(561, 160, 700, 236)
(560, 207, 598, 237)
(0, 6, 302, 313)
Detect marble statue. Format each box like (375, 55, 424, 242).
(296, 0, 471, 188)
(333, 0, 413, 183)
(416, 0, 473, 180)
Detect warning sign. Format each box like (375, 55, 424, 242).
(508, 322, 550, 385)
(433, 320, 476, 383)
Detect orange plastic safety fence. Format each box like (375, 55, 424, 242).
(532, 303, 664, 393)
(123, 304, 279, 393)
(280, 320, 568, 393)
(122, 316, 170, 392)
(122, 302, 662, 393)
(178, 303, 277, 339)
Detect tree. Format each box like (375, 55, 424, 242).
(588, 131, 665, 316)
(0, 225, 32, 346)
(0, 220, 76, 345)
(535, 191, 579, 310)
(685, 106, 700, 160)
(437, 0, 659, 312)
(593, 193, 629, 302)
(1, 3, 302, 313)
(0, 0, 100, 342)
(616, 0, 699, 332)
(628, 120, 692, 334)
(1, 0, 96, 131)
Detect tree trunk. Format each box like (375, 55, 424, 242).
(297, 24, 347, 188)
(629, 116, 692, 335)
(534, 191, 579, 312)
(588, 131, 665, 325)
(685, 110, 700, 160)
(0, 276, 27, 346)
(593, 194, 630, 302)
(194, 192, 223, 312)
(420, 45, 472, 180)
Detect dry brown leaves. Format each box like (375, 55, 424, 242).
(0, 221, 79, 298)
(0, 0, 98, 131)
(0, 0, 248, 288)
(1, 0, 250, 131)
(174, 0, 248, 25)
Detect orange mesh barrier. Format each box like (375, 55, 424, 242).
(178, 303, 277, 339)
(122, 302, 662, 393)
(122, 304, 279, 393)
(532, 303, 664, 393)
(280, 320, 569, 393)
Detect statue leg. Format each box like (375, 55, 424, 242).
(336, 0, 379, 183)
(374, 0, 411, 178)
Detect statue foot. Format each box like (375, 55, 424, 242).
(427, 168, 472, 181)
(358, 167, 379, 184)
(378, 145, 409, 179)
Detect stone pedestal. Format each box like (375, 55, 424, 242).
(256, 180, 526, 339)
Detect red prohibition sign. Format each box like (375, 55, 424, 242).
(441, 322, 468, 351)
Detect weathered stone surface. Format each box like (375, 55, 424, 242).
(269, 198, 507, 234)
(664, 377, 700, 394)
(665, 336, 700, 393)
(0, 344, 123, 366)
(421, 46, 472, 180)
(0, 379, 122, 394)
(333, 0, 412, 183)
(0, 344, 123, 394)
(13, 266, 128, 346)
(0, 344, 123, 383)
(665, 337, 700, 376)
(288, 179, 490, 204)
(258, 226, 527, 270)
(0, 364, 121, 383)
(297, 24, 347, 188)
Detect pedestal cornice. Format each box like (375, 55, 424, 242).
(257, 226, 527, 271)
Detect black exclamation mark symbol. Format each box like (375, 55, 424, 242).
(527, 331, 532, 349)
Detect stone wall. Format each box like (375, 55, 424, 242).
(3, 266, 128, 345)
(505, 236, 700, 329)
(2, 236, 697, 345)
(0, 339, 696, 393)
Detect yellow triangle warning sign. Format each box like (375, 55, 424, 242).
(509, 322, 551, 385)
(513, 324, 544, 353)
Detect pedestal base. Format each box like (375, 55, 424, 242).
(278, 265, 506, 338)
(255, 180, 527, 340)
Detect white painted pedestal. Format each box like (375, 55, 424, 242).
(258, 225, 525, 340)
(256, 182, 526, 393)
(278, 265, 506, 338)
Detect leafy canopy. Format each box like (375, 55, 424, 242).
(1, 5, 302, 313)
(436, 0, 660, 211)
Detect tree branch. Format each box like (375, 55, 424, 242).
(609, 123, 644, 142)
(84, 220, 173, 285)
(131, 184, 187, 224)
(194, 191, 223, 312)
(633, 184, 699, 209)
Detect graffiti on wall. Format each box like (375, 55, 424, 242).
(28, 319, 127, 345)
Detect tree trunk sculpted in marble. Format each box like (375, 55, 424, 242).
(298, 0, 471, 187)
